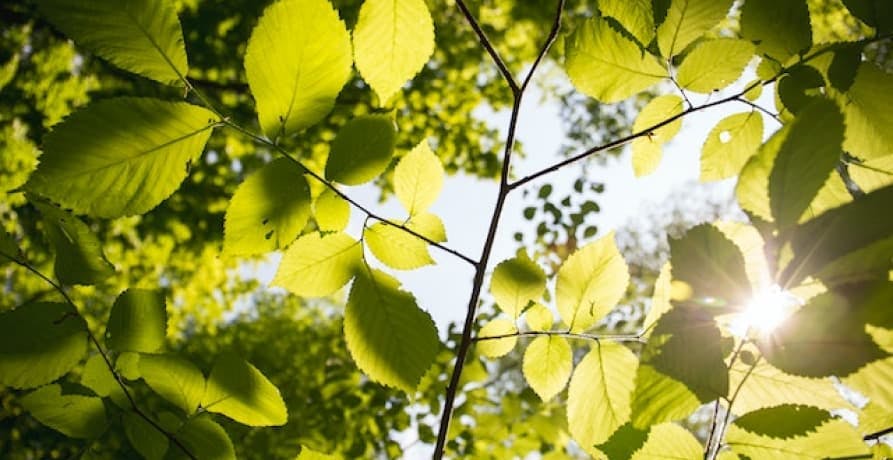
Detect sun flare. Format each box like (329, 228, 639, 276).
(733, 285, 800, 336)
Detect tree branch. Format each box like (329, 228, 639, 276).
(474, 329, 643, 343)
(454, 0, 520, 94)
(864, 425, 893, 441)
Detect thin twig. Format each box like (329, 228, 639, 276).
(474, 329, 643, 343)
(454, 0, 520, 94)
(710, 353, 760, 459)
(1, 251, 197, 460)
(864, 425, 893, 441)
(734, 97, 782, 124)
(705, 338, 746, 459)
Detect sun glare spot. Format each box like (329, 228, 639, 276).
(732, 285, 800, 336)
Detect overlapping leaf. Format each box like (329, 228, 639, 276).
(836, 63, 893, 161)
(33, 200, 115, 286)
(365, 222, 434, 270)
(669, 223, 751, 309)
(140, 353, 206, 415)
(202, 353, 288, 426)
(740, 0, 812, 62)
(597, 0, 655, 45)
(656, 0, 734, 58)
(21, 384, 107, 439)
(631, 95, 684, 177)
(325, 115, 396, 185)
(272, 231, 362, 297)
(677, 39, 755, 93)
(106, 289, 166, 353)
(727, 418, 869, 459)
(168, 414, 236, 460)
(490, 251, 546, 319)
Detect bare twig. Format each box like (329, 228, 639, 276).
(454, 0, 520, 94)
(734, 97, 782, 123)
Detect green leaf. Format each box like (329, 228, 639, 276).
(106, 289, 166, 353)
(849, 155, 893, 193)
(272, 231, 362, 297)
(394, 140, 444, 216)
(244, 0, 351, 137)
(167, 414, 235, 460)
(139, 353, 205, 415)
(223, 159, 311, 256)
(117, 352, 142, 380)
(0, 227, 20, 265)
(631, 95, 684, 177)
(837, 63, 893, 161)
(522, 336, 572, 402)
(598, 0, 655, 45)
(631, 423, 702, 459)
(736, 124, 790, 221)
(556, 232, 629, 332)
(353, 0, 435, 105)
(202, 353, 287, 426)
(314, 188, 351, 232)
(81, 354, 125, 405)
(842, 0, 893, 32)
(656, 0, 734, 58)
(26, 98, 218, 218)
(780, 185, 893, 287)
(490, 251, 546, 319)
(677, 39, 755, 93)
(21, 384, 106, 439)
(769, 98, 845, 231)
(124, 412, 168, 460)
(36, 0, 187, 85)
(700, 112, 764, 181)
(777, 65, 825, 116)
(630, 365, 701, 428)
(757, 290, 889, 377)
(642, 264, 672, 338)
(730, 359, 847, 414)
(568, 342, 638, 447)
(828, 43, 862, 92)
(0, 302, 86, 389)
(344, 269, 439, 392)
(477, 319, 518, 359)
(0, 53, 19, 92)
(727, 418, 870, 459)
(740, 0, 812, 62)
(566, 16, 667, 103)
(325, 115, 397, 185)
(524, 303, 553, 331)
(669, 223, 751, 309)
(846, 357, 893, 409)
(297, 446, 340, 460)
(595, 423, 648, 460)
(365, 222, 434, 270)
(33, 200, 115, 286)
(733, 405, 830, 439)
(406, 212, 447, 243)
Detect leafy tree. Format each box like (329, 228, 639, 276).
(2, 0, 893, 459)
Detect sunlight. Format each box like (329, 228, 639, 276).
(732, 285, 800, 336)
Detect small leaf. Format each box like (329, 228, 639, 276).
(81, 354, 117, 398)
(700, 112, 764, 181)
(116, 352, 141, 380)
(168, 414, 236, 460)
(139, 353, 205, 415)
(837, 63, 893, 161)
(669, 223, 752, 309)
(26, 98, 218, 218)
(365, 222, 434, 270)
(21, 384, 106, 438)
(325, 115, 396, 185)
(0, 302, 86, 389)
(123, 412, 168, 460)
(656, 0, 734, 58)
(598, 0, 655, 45)
(727, 419, 870, 459)
(344, 269, 439, 393)
(566, 16, 667, 103)
(477, 319, 518, 359)
(556, 232, 629, 332)
(740, 0, 812, 62)
(244, 0, 352, 137)
(202, 353, 287, 426)
(677, 39, 755, 93)
(631, 95, 684, 177)
(314, 187, 350, 232)
(523, 336, 572, 402)
(395, 140, 444, 216)
(36, 0, 187, 85)
(106, 289, 166, 353)
(733, 405, 830, 439)
(524, 303, 553, 331)
(33, 200, 114, 286)
(353, 0, 435, 105)
(224, 159, 311, 256)
(632, 423, 703, 459)
(490, 251, 546, 319)
(272, 231, 362, 297)
(567, 342, 638, 447)
(406, 212, 447, 243)
(297, 446, 340, 460)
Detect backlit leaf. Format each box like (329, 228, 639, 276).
(740, 0, 812, 62)
(124, 412, 168, 460)
(632, 423, 702, 459)
(524, 303, 553, 331)
(26, 98, 218, 218)
(630, 365, 701, 428)
(631, 95, 684, 177)
(325, 115, 396, 185)
(737, 124, 790, 221)
(677, 39, 755, 93)
(727, 418, 870, 459)
(365, 222, 434, 270)
(730, 355, 847, 414)
(598, 0, 655, 45)
(244, 0, 351, 137)
(837, 63, 893, 161)
(845, 356, 893, 410)
(556, 232, 629, 332)
(842, 0, 893, 32)
(81, 354, 117, 398)
(168, 414, 235, 460)
(656, 0, 734, 58)
(272, 231, 362, 297)
(669, 223, 751, 309)
(394, 140, 444, 216)
(406, 212, 447, 243)
(297, 447, 340, 460)
(314, 187, 351, 232)
(202, 353, 287, 426)
(33, 200, 115, 286)
(0, 228, 19, 265)
(522, 336, 572, 402)
(140, 353, 205, 415)
(477, 319, 518, 359)
(849, 155, 893, 193)
(353, 0, 435, 105)
(106, 289, 166, 353)
(733, 405, 830, 439)
(490, 251, 546, 319)
(21, 384, 106, 439)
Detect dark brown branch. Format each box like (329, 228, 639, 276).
(864, 425, 893, 441)
(454, 0, 520, 94)
(734, 97, 782, 123)
(474, 329, 642, 343)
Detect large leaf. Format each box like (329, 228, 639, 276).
(344, 269, 439, 393)
(736, 124, 790, 221)
(700, 112, 764, 181)
(223, 159, 311, 256)
(139, 353, 205, 415)
(630, 365, 701, 428)
(733, 405, 830, 439)
(727, 419, 870, 459)
(677, 39, 755, 93)
(272, 231, 362, 297)
(394, 140, 444, 216)
(837, 63, 893, 161)
(740, 0, 812, 62)
(522, 336, 572, 402)
(106, 289, 166, 353)
(353, 0, 435, 105)
(598, 0, 655, 45)
(669, 223, 751, 309)
(567, 342, 638, 447)
(37, 0, 187, 85)
(757, 290, 889, 377)
(244, 0, 351, 137)
(0, 302, 87, 389)
(490, 251, 546, 319)
(33, 200, 115, 286)
(202, 353, 287, 426)
(26, 98, 218, 218)
(631, 423, 702, 459)
(167, 414, 236, 460)
(476, 319, 518, 359)
(365, 222, 434, 270)
(21, 384, 106, 439)
(842, 0, 893, 32)
(780, 185, 893, 287)
(656, 0, 734, 58)
(730, 359, 847, 414)
(845, 356, 893, 410)
(123, 412, 168, 460)
(849, 154, 893, 193)
(325, 115, 396, 185)
(630, 95, 684, 177)
(769, 98, 845, 231)
(566, 16, 667, 103)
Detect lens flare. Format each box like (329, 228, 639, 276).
(732, 285, 800, 336)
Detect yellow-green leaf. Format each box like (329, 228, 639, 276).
(524, 303, 553, 331)
(677, 39, 755, 93)
(272, 231, 362, 297)
(395, 140, 444, 216)
(740, 0, 812, 62)
(202, 353, 287, 426)
(477, 319, 518, 359)
(598, 0, 655, 45)
(490, 251, 546, 319)
(168, 414, 235, 460)
(365, 222, 434, 270)
(325, 115, 397, 185)
(700, 112, 764, 181)
(106, 289, 166, 353)
(632, 423, 702, 459)
(631, 95, 684, 177)
(837, 63, 893, 161)
(657, 0, 734, 58)
(406, 212, 447, 243)
(727, 418, 870, 459)
(556, 232, 629, 332)
(33, 200, 115, 286)
(139, 353, 205, 415)
(522, 336, 572, 402)
(314, 187, 351, 232)
(21, 384, 106, 439)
